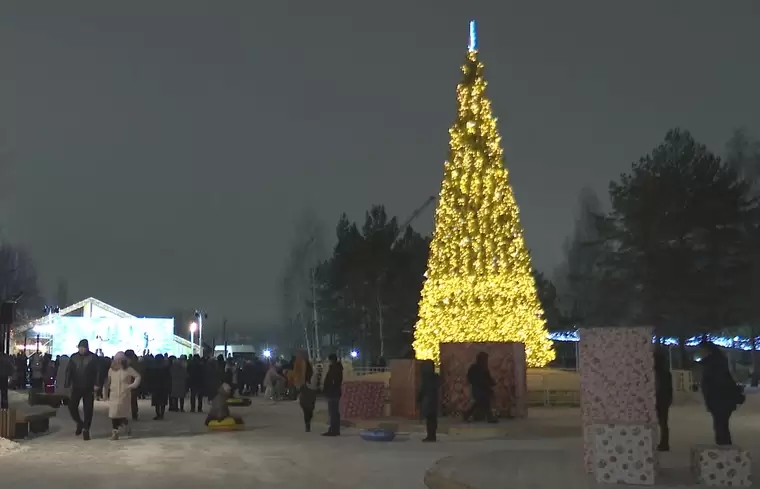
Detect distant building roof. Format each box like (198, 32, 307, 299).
(17, 297, 136, 333)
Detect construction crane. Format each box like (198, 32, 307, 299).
(376, 195, 436, 358)
(391, 195, 436, 249)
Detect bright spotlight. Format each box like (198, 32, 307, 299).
(263, 349, 272, 358)
(350, 350, 358, 359)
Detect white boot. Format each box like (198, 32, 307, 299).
(109, 429, 119, 441)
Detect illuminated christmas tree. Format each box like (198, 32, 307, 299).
(413, 22, 554, 367)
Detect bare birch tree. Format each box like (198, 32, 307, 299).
(279, 210, 325, 358)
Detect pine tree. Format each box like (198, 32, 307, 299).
(412, 22, 554, 367)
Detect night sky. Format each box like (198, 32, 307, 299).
(1, 1, 758, 329)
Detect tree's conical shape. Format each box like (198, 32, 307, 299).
(413, 30, 554, 367)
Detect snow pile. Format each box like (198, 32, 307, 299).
(0, 437, 27, 457)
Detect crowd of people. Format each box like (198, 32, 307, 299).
(2, 338, 745, 447)
(0, 339, 347, 441)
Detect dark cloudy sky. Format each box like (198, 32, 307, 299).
(1, 1, 758, 328)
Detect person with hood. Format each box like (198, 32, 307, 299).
(322, 353, 343, 436)
(294, 351, 316, 432)
(104, 352, 141, 440)
(150, 354, 171, 420)
(463, 352, 497, 423)
(698, 341, 743, 445)
(169, 355, 188, 412)
(55, 354, 70, 398)
(205, 383, 242, 426)
(417, 359, 440, 442)
(64, 339, 102, 440)
(654, 347, 673, 451)
(124, 350, 141, 420)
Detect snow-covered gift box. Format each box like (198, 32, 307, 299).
(691, 445, 752, 487)
(580, 327, 656, 472)
(592, 423, 657, 486)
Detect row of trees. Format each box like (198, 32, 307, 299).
(546, 128, 760, 366)
(0, 237, 44, 322)
(281, 128, 760, 366)
(280, 206, 429, 361)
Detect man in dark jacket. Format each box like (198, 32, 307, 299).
(654, 347, 673, 451)
(322, 353, 343, 437)
(64, 339, 102, 440)
(187, 354, 204, 412)
(463, 352, 497, 423)
(417, 359, 440, 442)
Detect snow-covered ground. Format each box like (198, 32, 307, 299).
(4, 392, 757, 489)
(0, 396, 515, 489)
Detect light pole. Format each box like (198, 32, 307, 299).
(194, 310, 207, 355)
(189, 322, 197, 354)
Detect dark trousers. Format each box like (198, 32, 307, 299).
(68, 389, 95, 430)
(464, 394, 493, 421)
(425, 414, 438, 440)
(169, 396, 185, 411)
(327, 397, 340, 434)
(656, 403, 670, 448)
(0, 376, 8, 409)
(169, 397, 184, 411)
(155, 404, 166, 418)
(711, 408, 733, 445)
(190, 389, 203, 412)
(111, 418, 128, 429)
(302, 404, 314, 426)
(130, 390, 139, 420)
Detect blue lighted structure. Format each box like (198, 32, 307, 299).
(548, 331, 755, 351)
(468, 20, 477, 52)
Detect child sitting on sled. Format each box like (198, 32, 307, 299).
(205, 383, 243, 427)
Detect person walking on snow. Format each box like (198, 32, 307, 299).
(322, 353, 343, 437)
(64, 339, 102, 440)
(104, 351, 141, 440)
(294, 350, 316, 432)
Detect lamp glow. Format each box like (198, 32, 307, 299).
(350, 350, 358, 359)
(263, 349, 272, 358)
(189, 322, 197, 333)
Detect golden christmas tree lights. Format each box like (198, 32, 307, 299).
(413, 22, 554, 367)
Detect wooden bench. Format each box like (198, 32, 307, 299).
(15, 407, 57, 438)
(28, 391, 68, 408)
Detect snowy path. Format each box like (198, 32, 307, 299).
(0, 397, 514, 489)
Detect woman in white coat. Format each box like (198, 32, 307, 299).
(104, 351, 141, 440)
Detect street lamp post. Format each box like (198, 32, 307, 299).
(194, 310, 207, 355)
(189, 322, 197, 354)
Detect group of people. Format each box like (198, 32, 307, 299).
(52, 339, 339, 441)
(3, 339, 348, 441)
